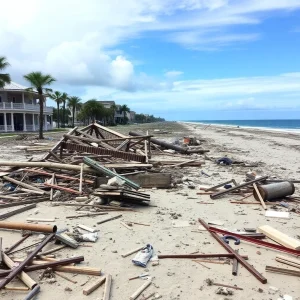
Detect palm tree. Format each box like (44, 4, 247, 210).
(24, 72, 56, 139)
(120, 104, 130, 124)
(67, 96, 81, 127)
(0, 56, 11, 88)
(61, 92, 68, 127)
(49, 91, 62, 128)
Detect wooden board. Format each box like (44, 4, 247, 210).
(96, 173, 171, 188)
(265, 211, 290, 219)
(258, 225, 300, 250)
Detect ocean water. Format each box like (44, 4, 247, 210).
(186, 119, 300, 132)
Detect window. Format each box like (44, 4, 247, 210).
(0, 96, 2, 102)
(12, 96, 16, 103)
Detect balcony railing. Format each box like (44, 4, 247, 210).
(0, 102, 53, 113)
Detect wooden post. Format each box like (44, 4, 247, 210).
(79, 163, 84, 194)
(50, 173, 55, 201)
(253, 183, 267, 210)
(232, 249, 239, 276)
(103, 274, 112, 300)
(121, 246, 144, 258)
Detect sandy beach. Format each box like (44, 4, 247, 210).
(0, 122, 299, 300)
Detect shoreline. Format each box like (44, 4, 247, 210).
(181, 121, 300, 134)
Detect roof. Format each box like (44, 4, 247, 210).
(98, 100, 116, 105)
(0, 81, 28, 91)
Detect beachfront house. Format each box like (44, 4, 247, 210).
(0, 82, 53, 132)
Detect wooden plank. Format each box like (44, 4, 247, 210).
(103, 274, 112, 300)
(83, 276, 106, 295)
(79, 163, 84, 194)
(44, 183, 81, 195)
(2, 176, 45, 194)
(253, 183, 267, 210)
(265, 211, 290, 219)
(258, 225, 300, 250)
(96, 173, 171, 188)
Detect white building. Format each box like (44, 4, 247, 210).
(0, 82, 53, 132)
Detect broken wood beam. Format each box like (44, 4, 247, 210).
(253, 183, 267, 210)
(130, 279, 152, 300)
(198, 218, 267, 284)
(103, 274, 112, 300)
(0, 204, 36, 220)
(210, 176, 268, 199)
(2, 176, 46, 194)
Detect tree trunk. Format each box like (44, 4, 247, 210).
(56, 103, 60, 128)
(72, 106, 75, 127)
(39, 94, 44, 139)
(62, 101, 66, 127)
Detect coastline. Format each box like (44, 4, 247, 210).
(0, 122, 299, 300)
(182, 121, 300, 134)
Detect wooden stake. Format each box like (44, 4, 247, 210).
(121, 246, 144, 258)
(253, 183, 267, 210)
(103, 274, 112, 300)
(79, 163, 84, 194)
(50, 173, 55, 201)
(83, 276, 106, 295)
(121, 221, 133, 230)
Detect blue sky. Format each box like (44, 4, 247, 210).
(1, 0, 300, 120)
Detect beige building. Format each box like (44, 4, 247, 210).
(0, 82, 53, 132)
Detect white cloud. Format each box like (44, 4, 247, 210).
(164, 71, 184, 78)
(1, 0, 300, 93)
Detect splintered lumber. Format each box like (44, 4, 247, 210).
(83, 157, 140, 190)
(44, 183, 81, 194)
(0, 194, 21, 201)
(43, 126, 78, 160)
(121, 246, 144, 258)
(198, 218, 267, 284)
(0, 233, 54, 289)
(0, 221, 57, 233)
(2, 253, 37, 289)
(207, 226, 300, 256)
(103, 274, 112, 300)
(0, 204, 36, 220)
(258, 225, 300, 250)
(158, 254, 248, 259)
(83, 276, 106, 295)
(253, 183, 267, 210)
(130, 280, 152, 300)
(129, 131, 209, 154)
(25, 169, 94, 184)
(0, 161, 152, 172)
(2, 176, 45, 194)
(266, 266, 300, 277)
(276, 255, 300, 269)
(210, 176, 268, 199)
(97, 214, 123, 224)
(0, 198, 49, 209)
(66, 212, 108, 219)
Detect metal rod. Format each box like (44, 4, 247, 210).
(198, 218, 267, 284)
(0, 204, 36, 220)
(158, 254, 248, 259)
(24, 285, 41, 300)
(208, 226, 300, 256)
(5, 234, 31, 254)
(210, 176, 268, 199)
(232, 250, 239, 276)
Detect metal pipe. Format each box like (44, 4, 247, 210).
(0, 221, 57, 233)
(5, 234, 31, 254)
(24, 285, 40, 300)
(253, 181, 295, 201)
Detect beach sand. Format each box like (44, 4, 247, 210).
(0, 122, 299, 300)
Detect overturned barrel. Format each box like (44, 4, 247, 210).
(253, 181, 295, 201)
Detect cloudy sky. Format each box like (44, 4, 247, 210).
(1, 0, 300, 120)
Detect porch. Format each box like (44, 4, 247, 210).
(0, 113, 53, 132)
